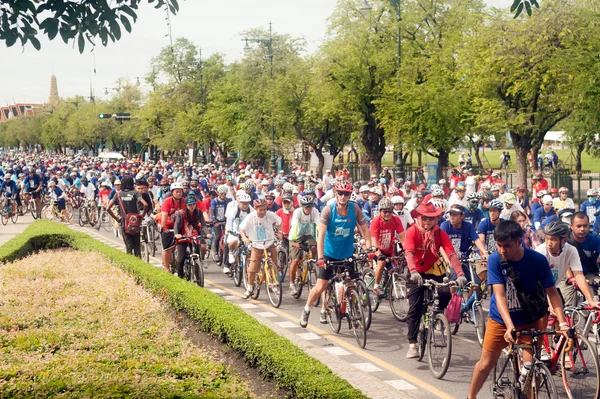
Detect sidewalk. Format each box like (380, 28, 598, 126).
(0, 214, 34, 246)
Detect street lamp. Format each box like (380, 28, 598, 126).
(135, 77, 141, 86)
(104, 87, 121, 96)
(362, 0, 404, 179)
(243, 22, 276, 172)
(195, 47, 208, 164)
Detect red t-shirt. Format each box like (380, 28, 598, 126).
(275, 209, 293, 235)
(275, 195, 299, 208)
(370, 215, 404, 255)
(404, 225, 460, 275)
(161, 196, 185, 229)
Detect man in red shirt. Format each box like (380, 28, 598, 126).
(161, 182, 185, 271)
(370, 198, 404, 295)
(275, 194, 294, 237)
(404, 201, 467, 359)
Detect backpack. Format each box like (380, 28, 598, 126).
(117, 193, 141, 235)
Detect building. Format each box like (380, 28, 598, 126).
(0, 73, 58, 122)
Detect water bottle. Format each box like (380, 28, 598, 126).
(335, 281, 346, 313)
(519, 362, 532, 388)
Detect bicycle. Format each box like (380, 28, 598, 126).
(362, 253, 409, 322)
(290, 242, 318, 300)
(210, 221, 226, 265)
(451, 256, 487, 346)
(250, 240, 283, 308)
(41, 200, 71, 223)
(79, 200, 98, 227)
(175, 235, 205, 288)
(95, 204, 113, 232)
(323, 258, 368, 348)
(417, 278, 456, 379)
(0, 196, 18, 225)
(26, 191, 40, 219)
(140, 215, 158, 262)
(276, 233, 290, 283)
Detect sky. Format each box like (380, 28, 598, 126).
(0, 0, 512, 105)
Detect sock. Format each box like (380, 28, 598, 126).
(248, 285, 254, 291)
(304, 305, 311, 312)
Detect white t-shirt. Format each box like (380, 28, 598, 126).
(225, 203, 254, 232)
(80, 183, 96, 201)
(553, 197, 575, 209)
(465, 176, 477, 194)
(500, 202, 524, 220)
(535, 242, 583, 286)
(289, 207, 320, 240)
(239, 211, 282, 249)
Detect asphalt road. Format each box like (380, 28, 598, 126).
(72, 219, 572, 399)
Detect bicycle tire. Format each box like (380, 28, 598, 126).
(277, 249, 288, 283)
(242, 253, 250, 291)
(183, 259, 192, 281)
(534, 362, 558, 398)
(193, 258, 204, 288)
(265, 258, 282, 308)
(88, 207, 98, 226)
(141, 241, 149, 262)
(561, 333, 600, 399)
(1, 211, 8, 225)
(101, 210, 112, 231)
(31, 200, 38, 219)
(210, 232, 219, 262)
(491, 349, 518, 399)
(474, 302, 486, 347)
(11, 207, 18, 224)
(362, 270, 380, 313)
(65, 203, 74, 221)
(232, 253, 243, 287)
(251, 269, 261, 300)
(308, 262, 317, 294)
(293, 262, 304, 299)
(325, 285, 342, 334)
(389, 274, 409, 322)
(149, 228, 157, 256)
(417, 320, 427, 362)
(428, 313, 452, 379)
(78, 206, 88, 227)
(355, 278, 372, 331)
(348, 286, 367, 349)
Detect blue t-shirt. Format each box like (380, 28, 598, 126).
(568, 234, 600, 275)
(324, 202, 358, 260)
(477, 218, 500, 253)
(531, 201, 541, 216)
(440, 220, 479, 260)
(210, 197, 231, 222)
(465, 208, 484, 228)
(533, 207, 556, 228)
(487, 249, 554, 326)
(580, 200, 598, 224)
(23, 175, 42, 191)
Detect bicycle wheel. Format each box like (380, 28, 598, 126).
(308, 262, 317, 293)
(355, 279, 372, 331)
(389, 273, 409, 322)
(31, 200, 38, 219)
(149, 228, 157, 256)
(141, 240, 150, 263)
(78, 206, 88, 227)
(101, 210, 111, 231)
(210, 233, 219, 262)
(183, 259, 192, 281)
(348, 286, 367, 349)
(193, 258, 204, 288)
(428, 313, 452, 379)
(293, 262, 305, 299)
(11, 207, 18, 224)
(1, 209, 8, 225)
(232, 253, 243, 287)
(265, 258, 282, 308)
(325, 285, 342, 334)
(417, 319, 427, 362)
(242, 253, 250, 291)
(473, 302, 486, 347)
(491, 349, 518, 399)
(277, 248, 288, 283)
(65, 203, 74, 222)
(561, 333, 600, 399)
(88, 207, 98, 226)
(362, 270, 380, 313)
(534, 362, 558, 399)
(251, 269, 261, 300)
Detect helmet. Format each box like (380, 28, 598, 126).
(489, 199, 504, 210)
(170, 182, 183, 191)
(537, 190, 548, 198)
(536, 171, 543, 179)
(430, 198, 446, 209)
(391, 196, 404, 204)
(283, 182, 294, 192)
(370, 186, 383, 196)
(491, 184, 501, 191)
(557, 207, 575, 218)
(253, 198, 267, 207)
(379, 198, 393, 210)
(503, 193, 516, 204)
(542, 195, 554, 205)
(217, 184, 228, 194)
(3, 173, 11, 180)
(359, 185, 370, 193)
(265, 191, 276, 199)
(481, 182, 491, 190)
(432, 188, 444, 197)
(101, 181, 111, 187)
(334, 180, 353, 192)
(559, 187, 569, 193)
(237, 193, 251, 202)
(48, 180, 56, 186)
(466, 192, 480, 202)
(273, 178, 283, 186)
(549, 188, 558, 194)
(379, 177, 386, 184)
(316, 184, 323, 190)
(430, 184, 441, 191)
(517, 186, 526, 192)
(587, 188, 597, 197)
(114, 179, 121, 185)
(243, 181, 254, 190)
(543, 221, 571, 238)
(300, 195, 314, 206)
(388, 187, 399, 196)
(80, 177, 88, 183)
(438, 179, 447, 184)
(281, 193, 293, 203)
(235, 189, 246, 198)
(481, 193, 494, 202)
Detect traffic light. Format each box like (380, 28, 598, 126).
(98, 113, 112, 119)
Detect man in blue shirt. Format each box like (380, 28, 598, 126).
(468, 220, 567, 399)
(210, 185, 232, 265)
(580, 188, 598, 226)
(478, 199, 503, 254)
(465, 192, 484, 228)
(22, 169, 43, 217)
(0, 174, 18, 216)
(533, 194, 556, 231)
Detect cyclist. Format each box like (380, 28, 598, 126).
(515, 186, 530, 215)
(499, 193, 522, 220)
(448, 184, 467, 208)
(533, 194, 556, 231)
(224, 191, 253, 274)
(239, 198, 282, 299)
(465, 192, 484, 228)
(288, 195, 320, 296)
(478, 199, 503, 254)
(404, 200, 467, 358)
(210, 184, 232, 265)
(510, 210, 540, 249)
(356, 185, 370, 210)
(580, 188, 598, 226)
(0, 174, 18, 216)
(468, 220, 567, 399)
(22, 168, 43, 217)
(160, 182, 186, 271)
(299, 180, 372, 328)
(265, 191, 280, 212)
(46, 180, 70, 222)
(391, 195, 414, 230)
(554, 186, 575, 209)
(173, 196, 208, 276)
(79, 176, 98, 221)
(370, 198, 404, 296)
(362, 186, 382, 222)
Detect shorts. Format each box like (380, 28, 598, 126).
(482, 318, 545, 352)
(289, 236, 317, 260)
(56, 201, 65, 211)
(26, 190, 40, 199)
(248, 246, 276, 273)
(161, 231, 175, 250)
(317, 257, 357, 281)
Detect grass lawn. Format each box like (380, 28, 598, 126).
(382, 148, 600, 173)
(0, 249, 252, 398)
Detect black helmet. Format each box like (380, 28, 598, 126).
(543, 221, 570, 238)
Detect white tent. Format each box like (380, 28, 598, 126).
(98, 152, 124, 161)
(544, 131, 566, 142)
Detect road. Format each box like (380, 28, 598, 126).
(67, 219, 572, 399)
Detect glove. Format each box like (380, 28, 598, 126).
(410, 272, 423, 287)
(456, 275, 468, 288)
(317, 259, 325, 267)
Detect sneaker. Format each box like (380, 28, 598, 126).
(373, 286, 383, 296)
(223, 266, 231, 274)
(242, 288, 254, 299)
(300, 309, 310, 328)
(540, 353, 551, 362)
(406, 343, 419, 359)
(319, 311, 327, 324)
(290, 284, 298, 297)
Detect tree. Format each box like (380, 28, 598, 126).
(464, 0, 600, 185)
(0, 0, 179, 53)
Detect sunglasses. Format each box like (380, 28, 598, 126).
(337, 191, 352, 197)
(420, 216, 436, 222)
(381, 210, 393, 214)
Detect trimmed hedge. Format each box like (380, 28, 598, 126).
(0, 221, 366, 399)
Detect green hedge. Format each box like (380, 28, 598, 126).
(0, 221, 366, 399)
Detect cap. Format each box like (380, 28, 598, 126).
(447, 204, 466, 215)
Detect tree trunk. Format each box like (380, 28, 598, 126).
(437, 149, 450, 180)
(417, 150, 422, 166)
(361, 109, 386, 176)
(472, 140, 483, 170)
(575, 143, 584, 173)
(531, 146, 540, 172)
(514, 146, 529, 187)
(314, 147, 325, 178)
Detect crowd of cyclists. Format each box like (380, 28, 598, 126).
(4, 151, 600, 398)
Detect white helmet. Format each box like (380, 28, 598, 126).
(481, 182, 491, 190)
(237, 193, 251, 202)
(587, 188, 597, 197)
(283, 182, 294, 192)
(503, 193, 516, 204)
(217, 184, 228, 194)
(236, 189, 246, 198)
(170, 182, 183, 191)
(370, 186, 383, 196)
(391, 195, 404, 204)
(359, 185, 370, 193)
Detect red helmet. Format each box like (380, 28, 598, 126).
(334, 180, 353, 192)
(517, 186, 526, 192)
(388, 187, 400, 196)
(253, 198, 267, 208)
(559, 186, 568, 193)
(549, 188, 558, 194)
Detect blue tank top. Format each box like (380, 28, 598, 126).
(324, 202, 357, 260)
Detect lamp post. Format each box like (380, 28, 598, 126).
(243, 22, 276, 172)
(196, 47, 208, 165)
(361, 0, 404, 179)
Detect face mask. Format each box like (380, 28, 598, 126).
(590, 197, 597, 205)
